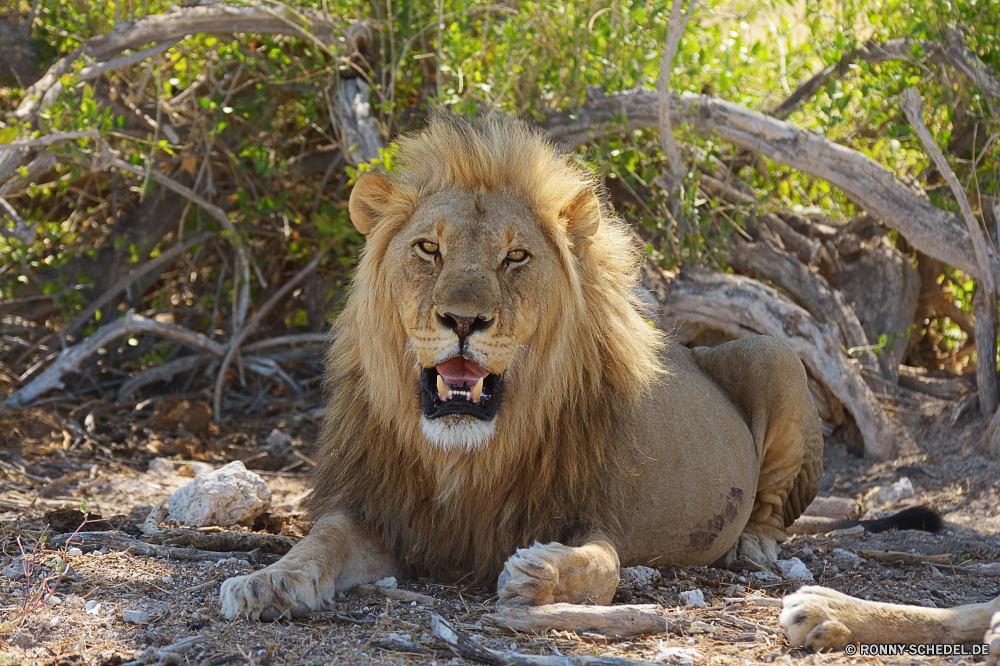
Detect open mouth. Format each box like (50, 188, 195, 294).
(420, 356, 503, 421)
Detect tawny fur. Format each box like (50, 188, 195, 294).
(781, 586, 1000, 656)
(309, 115, 661, 584)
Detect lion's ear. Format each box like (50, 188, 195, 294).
(560, 188, 601, 249)
(349, 173, 395, 235)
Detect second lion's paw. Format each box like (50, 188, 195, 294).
(779, 586, 855, 651)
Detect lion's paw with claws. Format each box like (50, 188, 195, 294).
(497, 542, 562, 606)
(220, 567, 332, 621)
(779, 586, 856, 651)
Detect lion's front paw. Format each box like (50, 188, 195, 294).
(779, 586, 855, 651)
(986, 611, 1000, 666)
(497, 543, 561, 606)
(220, 566, 332, 621)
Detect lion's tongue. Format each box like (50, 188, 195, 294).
(436, 357, 488, 387)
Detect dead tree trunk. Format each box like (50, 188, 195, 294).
(644, 267, 896, 459)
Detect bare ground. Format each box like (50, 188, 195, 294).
(1, 393, 998, 666)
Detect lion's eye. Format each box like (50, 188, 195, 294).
(417, 241, 440, 255)
(506, 249, 527, 262)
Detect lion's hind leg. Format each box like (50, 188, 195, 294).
(781, 586, 1000, 652)
(691, 337, 823, 569)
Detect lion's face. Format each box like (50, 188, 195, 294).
(387, 187, 567, 449)
(344, 116, 654, 455)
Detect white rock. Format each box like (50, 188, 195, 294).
(678, 589, 706, 608)
(161, 576, 174, 584)
(620, 565, 659, 587)
(775, 557, 814, 581)
(167, 460, 271, 527)
(723, 584, 745, 596)
(68, 547, 83, 557)
(122, 609, 149, 624)
(45, 595, 62, 606)
(831, 548, 860, 561)
(375, 576, 398, 589)
(266, 429, 293, 448)
(889, 477, 914, 504)
(866, 485, 892, 506)
(85, 600, 101, 614)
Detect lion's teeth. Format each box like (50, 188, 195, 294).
(471, 377, 484, 402)
(437, 375, 449, 401)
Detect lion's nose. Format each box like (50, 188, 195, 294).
(437, 311, 494, 342)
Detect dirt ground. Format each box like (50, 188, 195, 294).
(1, 391, 998, 666)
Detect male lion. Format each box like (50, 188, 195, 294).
(220, 114, 823, 621)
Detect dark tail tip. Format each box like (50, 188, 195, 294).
(860, 505, 943, 534)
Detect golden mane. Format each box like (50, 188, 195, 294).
(309, 114, 663, 583)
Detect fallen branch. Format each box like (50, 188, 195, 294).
(649, 268, 896, 459)
(47, 531, 280, 565)
(138, 502, 299, 555)
(857, 549, 952, 566)
(540, 88, 996, 283)
(430, 614, 660, 666)
(3, 312, 223, 408)
(482, 603, 676, 638)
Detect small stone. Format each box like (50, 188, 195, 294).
(375, 576, 398, 589)
(266, 429, 293, 449)
(161, 576, 174, 584)
(723, 584, 745, 596)
(775, 557, 814, 581)
(85, 600, 101, 614)
(889, 477, 914, 504)
(123, 609, 150, 624)
(620, 565, 659, 587)
(167, 460, 271, 527)
(749, 570, 781, 584)
(836, 524, 865, 536)
(68, 547, 83, 557)
(831, 548, 860, 561)
(2, 558, 25, 580)
(866, 485, 892, 506)
(678, 589, 707, 608)
(45, 594, 62, 606)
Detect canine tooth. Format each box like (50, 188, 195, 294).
(471, 377, 484, 402)
(437, 375, 448, 401)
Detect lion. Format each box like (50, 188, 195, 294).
(219, 114, 823, 621)
(781, 586, 1000, 661)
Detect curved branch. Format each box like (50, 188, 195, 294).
(540, 88, 996, 283)
(651, 268, 896, 460)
